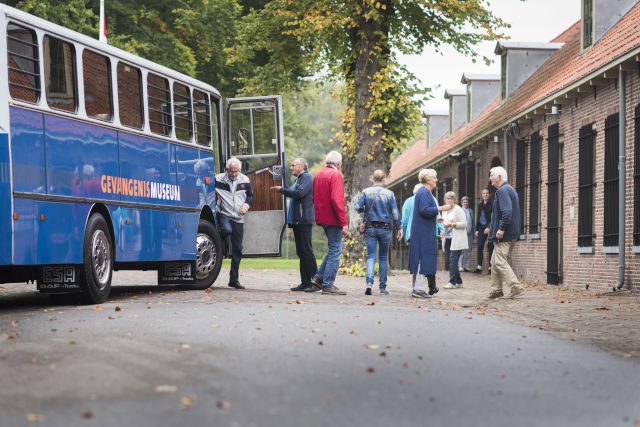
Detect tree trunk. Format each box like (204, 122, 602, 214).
(340, 1, 392, 274)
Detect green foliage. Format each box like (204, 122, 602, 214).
(339, 232, 366, 277)
(12, 0, 98, 36)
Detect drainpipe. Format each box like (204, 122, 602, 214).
(616, 68, 627, 290)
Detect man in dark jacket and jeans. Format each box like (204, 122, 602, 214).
(487, 166, 524, 299)
(271, 158, 317, 291)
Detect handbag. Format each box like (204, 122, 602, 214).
(359, 189, 382, 234)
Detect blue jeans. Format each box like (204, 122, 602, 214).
(364, 227, 392, 289)
(448, 249, 463, 285)
(315, 225, 343, 288)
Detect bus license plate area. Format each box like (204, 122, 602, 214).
(158, 261, 196, 284)
(37, 265, 83, 293)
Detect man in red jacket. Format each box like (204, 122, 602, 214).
(306, 150, 348, 295)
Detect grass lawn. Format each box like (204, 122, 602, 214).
(222, 258, 314, 270)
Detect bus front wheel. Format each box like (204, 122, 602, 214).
(82, 214, 113, 304)
(192, 219, 222, 290)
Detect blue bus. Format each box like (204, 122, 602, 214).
(0, 5, 287, 303)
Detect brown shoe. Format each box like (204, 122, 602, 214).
(487, 289, 504, 299)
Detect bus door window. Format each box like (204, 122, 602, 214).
(147, 73, 172, 136)
(82, 50, 112, 121)
(193, 90, 211, 147)
(173, 83, 193, 142)
(7, 23, 40, 103)
(43, 35, 77, 113)
(210, 96, 223, 173)
(117, 62, 143, 129)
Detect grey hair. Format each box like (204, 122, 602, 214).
(372, 169, 385, 183)
(444, 191, 457, 202)
(294, 158, 309, 170)
(325, 150, 342, 166)
(413, 183, 422, 195)
(226, 157, 242, 170)
(418, 168, 437, 184)
(490, 166, 508, 182)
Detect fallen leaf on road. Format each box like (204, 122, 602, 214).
(217, 400, 231, 410)
(69, 340, 76, 345)
(115, 306, 122, 312)
(295, 300, 305, 305)
(94, 306, 103, 311)
(108, 316, 116, 320)
(349, 330, 357, 335)
(181, 395, 197, 409)
(364, 344, 379, 350)
(155, 385, 177, 393)
(379, 352, 386, 357)
(26, 413, 44, 423)
(366, 301, 375, 306)
(318, 341, 324, 346)
(366, 367, 375, 373)
(594, 306, 610, 311)
(181, 344, 191, 350)
(80, 411, 93, 419)
(205, 288, 212, 293)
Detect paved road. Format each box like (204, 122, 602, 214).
(0, 270, 639, 427)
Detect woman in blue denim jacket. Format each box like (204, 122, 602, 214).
(355, 170, 402, 295)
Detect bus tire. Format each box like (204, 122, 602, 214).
(191, 219, 222, 290)
(82, 214, 113, 304)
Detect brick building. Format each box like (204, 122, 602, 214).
(387, 0, 640, 292)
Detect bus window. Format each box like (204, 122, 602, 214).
(147, 73, 171, 136)
(173, 82, 192, 142)
(44, 35, 77, 112)
(117, 62, 143, 129)
(211, 96, 222, 171)
(7, 23, 40, 103)
(193, 90, 211, 146)
(252, 104, 277, 155)
(83, 50, 112, 121)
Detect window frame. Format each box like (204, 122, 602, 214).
(578, 123, 596, 248)
(43, 34, 78, 113)
(116, 61, 144, 130)
(82, 49, 113, 122)
(7, 22, 41, 104)
(528, 131, 541, 236)
(603, 113, 619, 248)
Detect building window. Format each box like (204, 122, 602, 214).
(515, 137, 527, 235)
(500, 55, 507, 99)
(117, 62, 143, 129)
(528, 131, 541, 234)
(7, 23, 40, 103)
(583, 0, 594, 49)
(147, 73, 172, 136)
(83, 50, 112, 121)
(173, 82, 193, 142)
(437, 181, 445, 206)
(635, 105, 640, 246)
(604, 113, 619, 247)
(578, 124, 595, 247)
(44, 36, 77, 113)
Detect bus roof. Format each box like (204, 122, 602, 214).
(0, 4, 221, 97)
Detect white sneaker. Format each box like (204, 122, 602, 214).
(443, 283, 457, 289)
(456, 283, 463, 289)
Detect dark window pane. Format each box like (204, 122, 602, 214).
(44, 36, 77, 112)
(83, 50, 112, 121)
(7, 23, 40, 103)
(578, 124, 595, 247)
(603, 113, 619, 247)
(193, 90, 211, 146)
(173, 82, 192, 142)
(117, 62, 143, 129)
(147, 73, 171, 136)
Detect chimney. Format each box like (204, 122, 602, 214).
(495, 42, 564, 99)
(582, 0, 637, 49)
(460, 73, 500, 122)
(423, 111, 448, 148)
(444, 89, 466, 133)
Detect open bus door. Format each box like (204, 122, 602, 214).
(224, 96, 286, 257)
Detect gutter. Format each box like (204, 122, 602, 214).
(616, 69, 627, 290)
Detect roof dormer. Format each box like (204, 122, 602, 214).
(582, 0, 638, 50)
(495, 42, 564, 99)
(444, 89, 466, 133)
(423, 110, 448, 148)
(460, 73, 500, 122)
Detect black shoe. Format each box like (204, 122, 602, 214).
(291, 283, 310, 292)
(322, 286, 346, 295)
(463, 268, 471, 273)
(304, 285, 320, 293)
(428, 286, 439, 296)
(228, 282, 245, 289)
(365, 288, 372, 296)
(472, 269, 482, 274)
(310, 276, 323, 290)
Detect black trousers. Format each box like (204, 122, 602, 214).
(444, 238, 452, 271)
(476, 229, 494, 269)
(292, 224, 317, 285)
(218, 214, 244, 284)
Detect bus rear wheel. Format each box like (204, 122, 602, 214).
(192, 219, 222, 290)
(82, 214, 113, 304)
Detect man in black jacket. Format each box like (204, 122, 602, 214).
(271, 158, 318, 291)
(473, 188, 494, 274)
(487, 166, 524, 299)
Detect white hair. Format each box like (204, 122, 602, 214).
(226, 157, 242, 170)
(325, 150, 342, 166)
(413, 183, 422, 195)
(418, 168, 437, 184)
(490, 166, 508, 182)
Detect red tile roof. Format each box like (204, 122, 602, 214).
(389, 4, 640, 185)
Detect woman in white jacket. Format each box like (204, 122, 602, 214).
(441, 191, 468, 289)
